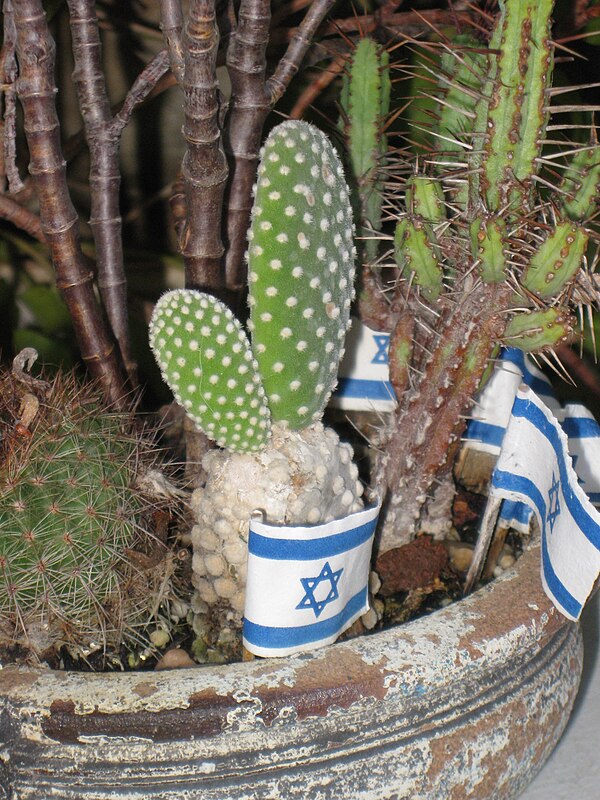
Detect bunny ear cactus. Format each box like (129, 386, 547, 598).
(247, 121, 356, 426)
(149, 121, 363, 655)
(340, 0, 600, 554)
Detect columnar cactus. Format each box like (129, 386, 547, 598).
(150, 121, 363, 645)
(342, 0, 600, 552)
(0, 360, 175, 661)
(338, 37, 390, 262)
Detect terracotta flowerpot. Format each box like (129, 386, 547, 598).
(0, 539, 582, 800)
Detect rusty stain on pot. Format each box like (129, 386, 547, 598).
(41, 649, 391, 743)
(253, 648, 391, 726)
(131, 681, 158, 698)
(0, 669, 41, 692)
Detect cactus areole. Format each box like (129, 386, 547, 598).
(150, 121, 356, 453)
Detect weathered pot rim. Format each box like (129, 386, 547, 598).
(0, 536, 569, 717)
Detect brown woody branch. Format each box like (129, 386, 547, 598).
(158, 0, 185, 83)
(266, 0, 336, 105)
(112, 50, 171, 137)
(0, 194, 44, 241)
(179, 0, 229, 291)
(1, 1, 25, 193)
(12, 0, 128, 407)
(223, 0, 272, 289)
(67, 0, 137, 383)
(221, 0, 337, 289)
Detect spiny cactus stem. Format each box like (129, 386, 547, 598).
(376, 281, 513, 551)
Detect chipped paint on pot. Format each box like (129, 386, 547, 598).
(0, 541, 583, 799)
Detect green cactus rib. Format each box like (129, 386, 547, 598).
(247, 120, 355, 428)
(149, 289, 271, 452)
(470, 216, 508, 283)
(339, 37, 390, 260)
(436, 34, 489, 157)
(503, 307, 572, 351)
(482, 0, 555, 210)
(394, 217, 443, 300)
(406, 176, 446, 223)
(521, 221, 589, 299)
(560, 141, 600, 221)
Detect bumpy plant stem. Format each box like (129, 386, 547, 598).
(179, 0, 229, 291)
(67, 0, 160, 384)
(11, 0, 128, 408)
(377, 282, 512, 553)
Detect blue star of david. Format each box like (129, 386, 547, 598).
(547, 473, 561, 534)
(296, 561, 343, 618)
(371, 335, 389, 365)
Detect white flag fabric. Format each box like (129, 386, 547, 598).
(463, 347, 560, 455)
(331, 319, 395, 412)
(243, 500, 381, 657)
(490, 387, 600, 620)
(562, 403, 600, 506)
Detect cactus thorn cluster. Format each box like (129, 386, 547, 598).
(0, 355, 177, 662)
(338, 1, 600, 549)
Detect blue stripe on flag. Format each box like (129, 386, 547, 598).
(501, 348, 554, 397)
(498, 499, 532, 526)
(492, 469, 582, 618)
(512, 396, 600, 550)
(562, 417, 600, 439)
(541, 532, 582, 619)
(336, 377, 394, 401)
(463, 421, 506, 447)
(243, 586, 368, 649)
(248, 517, 378, 561)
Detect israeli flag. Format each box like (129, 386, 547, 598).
(490, 387, 600, 621)
(562, 403, 600, 506)
(463, 347, 560, 454)
(331, 319, 395, 411)
(243, 500, 381, 657)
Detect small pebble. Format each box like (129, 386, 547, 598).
(446, 542, 474, 574)
(155, 648, 195, 670)
(498, 552, 516, 570)
(361, 606, 379, 630)
(149, 628, 170, 649)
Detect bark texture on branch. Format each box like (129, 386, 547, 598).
(12, 0, 128, 407)
(223, 0, 272, 290)
(180, 0, 229, 291)
(67, 0, 135, 382)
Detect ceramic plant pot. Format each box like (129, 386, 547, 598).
(0, 538, 582, 800)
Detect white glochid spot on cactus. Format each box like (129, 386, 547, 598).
(149, 290, 271, 452)
(150, 121, 355, 457)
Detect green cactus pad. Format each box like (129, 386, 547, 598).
(521, 222, 589, 299)
(149, 289, 271, 452)
(247, 120, 355, 428)
(503, 308, 572, 351)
